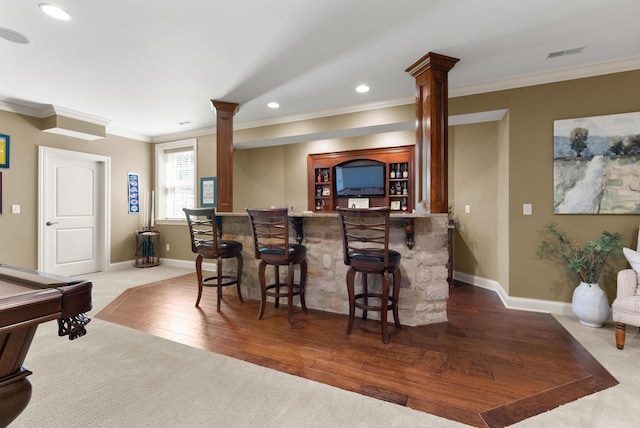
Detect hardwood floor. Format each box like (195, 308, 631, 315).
(96, 273, 617, 427)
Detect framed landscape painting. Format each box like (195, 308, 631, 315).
(553, 111, 640, 214)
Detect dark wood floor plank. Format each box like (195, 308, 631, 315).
(96, 275, 618, 428)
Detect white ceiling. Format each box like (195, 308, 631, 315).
(1, 0, 639, 142)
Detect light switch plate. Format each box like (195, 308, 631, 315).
(523, 203, 532, 215)
(11, 204, 20, 214)
(464, 204, 471, 214)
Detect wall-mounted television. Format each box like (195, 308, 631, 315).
(334, 160, 385, 197)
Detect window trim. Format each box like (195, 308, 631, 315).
(154, 138, 197, 223)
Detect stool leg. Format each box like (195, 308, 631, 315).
(346, 267, 356, 335)
(274, 265, 280, 308)
(195, 254, 204, 307)
(392, 268, 401, 328)
(381, 273, 390, 344)
(287, 261, 295, 325)
(361, 273, 368, 321)
(216, 257, 223, 312)
(299, 258, 308, 313)
(258, 261, 267, 320)
(615, 322, 626, 350)
(236, 254, 244, 303)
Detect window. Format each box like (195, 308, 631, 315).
(155, 139, 196, 220)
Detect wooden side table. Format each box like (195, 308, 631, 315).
(134, 230, 160, 267)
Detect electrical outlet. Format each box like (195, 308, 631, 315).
(464, 204, 471, 214)
(11, 204, 20, 214)
(165, 244, 170, 251)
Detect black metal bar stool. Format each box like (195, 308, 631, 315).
(337, 206, 401, 344)
(183, 208, 243, 311)
(246, 207, 308, 325)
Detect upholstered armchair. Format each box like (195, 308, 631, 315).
(612, 247, 640, 350)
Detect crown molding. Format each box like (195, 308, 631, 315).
(0, 101, 112, 125)
(450, 55, 640, 98)
(40, 105, 111, 126)
(106, 127, 152, 143)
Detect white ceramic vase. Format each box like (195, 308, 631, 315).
(571, 282, 609, 327)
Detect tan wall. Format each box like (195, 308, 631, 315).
(0, 110, 152, 269)
(233, 129, 415, 212)
(449, 69, 640, 303)
(450, 121, 501, 283)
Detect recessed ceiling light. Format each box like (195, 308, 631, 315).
(356, 85, 370, 93)
(0, 28, 30, 44)
(267, 102, 279, 109)
(39, 4, 72, 21)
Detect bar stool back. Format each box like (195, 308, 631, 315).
(183, 208, 243, 311)
(246, 207, 308, 325)
(337, 206, 401, 343)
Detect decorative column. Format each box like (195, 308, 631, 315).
(211, 100, 238, 213)
(405, 52, 458, 214)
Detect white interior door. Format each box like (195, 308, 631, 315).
(39, 147, 110, 276)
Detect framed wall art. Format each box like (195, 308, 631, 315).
(0, 134, 9, 168)
(200, 177, 216, 207)
(128, 172, 140, 214)
(553, 111, 640, 214)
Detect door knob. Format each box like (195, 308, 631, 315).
(46, 221, 59, 226)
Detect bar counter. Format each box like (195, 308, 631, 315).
(216, 211, 449, 326)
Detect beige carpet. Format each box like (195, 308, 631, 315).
(11, 266, 640, 427)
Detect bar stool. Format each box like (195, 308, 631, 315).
(183, 208, 243, 311)
(246, 207, 308, 325)
(337, 206, 401, 344)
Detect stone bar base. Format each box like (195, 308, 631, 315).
(219, 212, 449, 326)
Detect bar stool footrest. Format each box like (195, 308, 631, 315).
(265, 283, 303, 298)
(354, 293, 397, 312)
(203, 275, 240, 287)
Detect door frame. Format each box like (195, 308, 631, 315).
(37, 146, 111, 273)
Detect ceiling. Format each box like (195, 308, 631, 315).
(1, 0, 639, 142)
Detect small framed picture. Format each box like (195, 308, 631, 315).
(322, 186, 330, 196)
(200, 177, 216, 207)
(390, 200, 401, 210)
(0, 134, 9, 168)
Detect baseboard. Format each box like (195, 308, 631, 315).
(111, 258, 216, 271)
(453, 271, 574, 317)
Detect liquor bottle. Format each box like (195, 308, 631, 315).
(317, 170, 322, 183)
(390, 184, 396, 195)
(402, 163, 408, 178)
(396, 164, 401, 179)
(323, 170, 329, 182)
(401, 200, 408, 211)
(402, 182, 408, 195)
(395, 182, 401, 194)
(389, 164, 396, 179)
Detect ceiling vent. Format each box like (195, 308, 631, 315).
(546, 47, 585, 59)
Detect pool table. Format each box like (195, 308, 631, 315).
(0, 264, 92, 427)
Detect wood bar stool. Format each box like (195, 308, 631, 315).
(246, 207, 308, 325)
(337, 206, 401, 344)
(183, 208, 243, 311)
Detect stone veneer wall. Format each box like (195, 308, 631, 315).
(220, 213, 449, 326)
